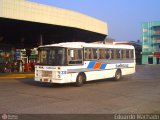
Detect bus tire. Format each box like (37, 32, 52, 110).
(114, 69, 122, 81)
(75, 73, 86, 87)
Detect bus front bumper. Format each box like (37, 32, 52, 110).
(34, 77, 71, 83)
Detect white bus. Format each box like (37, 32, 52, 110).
(35, 42, 136, 86)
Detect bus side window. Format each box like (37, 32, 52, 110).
(68, 49, 72, 61)
(85, 48, 91, 60)
(75, 49, 83, 64)
(122, 49, 126, 59)
(84, 48, 87, 59)
(74, 50, 78, 60)
(68, 49, 82, 64)
(78, 49, 82, 60)
(130, 50, 134, 59)
(116, 49, 121, 59)
(92, 48, 98, 59)
(106, 49, 110, 59)
(99, 49, 106, 59)
(84, 48, 97, 60)
(126, 50, 130, 59)
(110, 49, 113, 59)
(111, 49, 116, 59)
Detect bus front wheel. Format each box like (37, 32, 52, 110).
(114, 69, 122, 80)
(75, 73, 86, 87)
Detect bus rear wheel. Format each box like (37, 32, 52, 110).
(114, 69, 122, 81)
(75, 73, 86, 87)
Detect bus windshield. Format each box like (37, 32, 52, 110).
(38, 47, 67, 66)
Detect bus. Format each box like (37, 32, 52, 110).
(35, 42, 136, 86)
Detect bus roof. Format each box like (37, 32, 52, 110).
(39, 42, 135, 49)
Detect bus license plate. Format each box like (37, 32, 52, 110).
(43, 78, 48, 82)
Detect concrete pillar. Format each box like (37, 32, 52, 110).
(40, 34, 43, 46)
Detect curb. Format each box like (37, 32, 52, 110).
(0, 74, 34, 79)
(0, 77, 25, 79)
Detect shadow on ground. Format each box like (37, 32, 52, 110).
(17, 77, 118, 88)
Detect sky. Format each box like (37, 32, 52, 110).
(30, 0, 160, 41)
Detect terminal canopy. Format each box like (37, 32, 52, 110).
(0, 18, 106, 48)
(0, 0, 107, 49)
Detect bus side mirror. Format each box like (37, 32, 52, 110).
(70, 50, 74, 58)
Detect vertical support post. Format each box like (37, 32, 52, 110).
(40, 34, 43, 46)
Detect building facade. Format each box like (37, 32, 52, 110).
(142, 21, 160, 64)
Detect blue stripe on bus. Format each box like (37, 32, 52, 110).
(100, 64, 107, 69)
(87, 61, 96, 69)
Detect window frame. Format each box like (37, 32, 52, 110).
(67, 48, 83, 65)
(121, 49, 134, 59)
(98, 48, 110, 60)
(84, 47, 98, 60)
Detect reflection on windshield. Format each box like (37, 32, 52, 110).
(38, 47, 67, 66)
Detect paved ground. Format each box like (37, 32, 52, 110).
(0, 65, 160, 114)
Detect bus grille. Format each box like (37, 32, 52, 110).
(42, 71, 52, 78)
